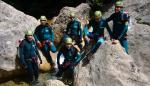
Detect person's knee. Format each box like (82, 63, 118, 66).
(50, 43, 56, 53)
(97, 37, 104, 44)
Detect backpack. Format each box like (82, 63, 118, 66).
(121, 10, 130, 23)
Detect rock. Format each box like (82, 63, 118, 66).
(39, 51, 57, 72)
(0, 1, 38, 80)
(93, 0, 150, 85)
(136, 15, 150, 25)
(44, 80, 67, 86)
(55, 3, 91, 25)
(74, 41, 150, 86)
(128, 23, 150, 81)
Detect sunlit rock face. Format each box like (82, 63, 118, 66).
(0, 1, 38, 80)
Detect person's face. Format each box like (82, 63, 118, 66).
(95, 17, 100, 22)
(69, 17, 75, 21)
(65, 44, 72, 49)
(40, 20, 47, 25)
(26, 35, 33, 41)
(115, 6, 123, 13)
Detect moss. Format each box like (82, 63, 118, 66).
(0, 81, 29, 86)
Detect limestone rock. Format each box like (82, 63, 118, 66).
(0, 1, 38, 80)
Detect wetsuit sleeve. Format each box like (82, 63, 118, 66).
(49, 27, 55, 42)
(34, 43, 42, 61)
(105, 22, 113, 39)
(75, 52, 81, 64)
(57, 51, 63, 66)
(34, 27, 40, 42)
(74, 48, 81, 64)
(66, 22, 70, 35)
(19, 41, 26, 65)
(78, 22, 83, 39)
(106, 13, 114, 22)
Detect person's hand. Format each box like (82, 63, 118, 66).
(36, 41, 42, 48)
(49, 41, 53, 46)
(85, 36, 90, 42)
(112, 39, 119, 44)
(73, 45, 81, 52)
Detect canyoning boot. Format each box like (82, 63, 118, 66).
(56, 71, 63, 80)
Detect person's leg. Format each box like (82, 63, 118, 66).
(32, 61, 39, 82)
(26, 62, 34, 83)
(120, 39, 129, 54)
(41, 45, 54, 65)
(91, 37, 105, 53)
(68, 65, 74, 78)
(56, 61, 72, 77)
(50, 42, 56, 53)
(64, 64, 75, 85)
(56, 65, 64, 77)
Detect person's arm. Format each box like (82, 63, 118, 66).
(19, 41, 26, 66)
(76, 52, 81, 63)
(66, 22, 70, 35)
(105, 22, 113, 39)
(33, 26, 40, 42)
(35, 43, 42, 64)
(34, 26, 43, 48)
(78, 22, 83, 39)
(118, 12, 129, 39)
(74, 49, 81, 65)
(106, 13, 114, 22)
(49, 26, 55, 42)
(73, 45, 80, 52)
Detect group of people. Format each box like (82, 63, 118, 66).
(19, 1, 130, 85)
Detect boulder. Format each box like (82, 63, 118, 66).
(0, 1, 38, 80)
(74, 41, 150, 86)
(103, 0, 150, 76)
(44, 80, 67, 86)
